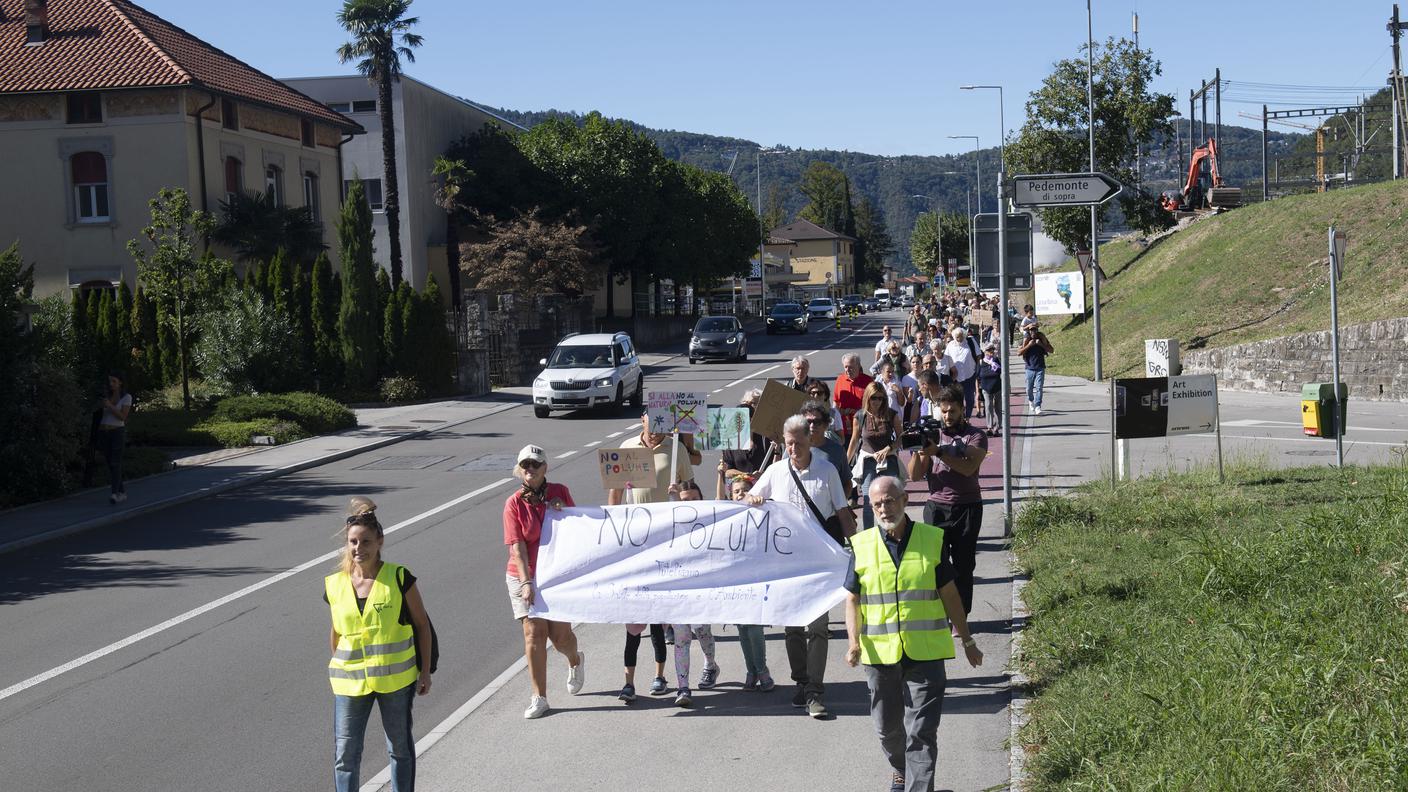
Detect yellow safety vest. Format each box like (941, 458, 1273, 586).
(325, 562, 419, 696)
(852, 522, 953, 665)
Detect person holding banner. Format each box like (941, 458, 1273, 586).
(504, 445, 584, 720)
(745, 415, 856, 719)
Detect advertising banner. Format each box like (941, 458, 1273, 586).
(1034, 271, 1085, 316)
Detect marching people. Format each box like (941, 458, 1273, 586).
(846, 382, 904, 530)
(326, 497, 433, 791)
(944, 326, 981, 419)
(786, 355, 822, 393)
(977, 342, 1004, 436)
(873, 325, 896, 363)
(746, 415, 857, 719)
(800, 399, 855, 503)
(666, 481, 721, 706)
(873, 358, 909, 415)
(803, 378, 845, 440)
(833, 353, 874, 439)
(844, 481, 983, 792)
(608, 412, 696, 701)
(715, 466, 776, 692)
(1018, 319, 1054, 415)
(906, 383, 988, 615)
(98, 372, 132, 504)
(503, 445, 584, 719)
(722, 388, 771, 477)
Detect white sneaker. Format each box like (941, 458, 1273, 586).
(523, 695, 549, 719)
(566, 651, 585, 695)
(1032, 406, 1042, 415)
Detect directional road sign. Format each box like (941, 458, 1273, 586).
(1012, 172, 1122, 208)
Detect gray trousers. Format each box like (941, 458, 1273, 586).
(784, 611, 830, 697)
(862, 659, 947, 792)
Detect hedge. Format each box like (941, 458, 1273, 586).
(210, 392, 355, 435)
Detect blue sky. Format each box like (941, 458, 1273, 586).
(148, 0, 1393, 156)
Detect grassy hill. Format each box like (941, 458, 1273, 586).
(1037, 178, 1408, 380)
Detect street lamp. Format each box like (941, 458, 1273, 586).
(959, 84, 1013, 534)
(947, 135, 981, 214)
(959, 85, 1005, 176)
(1084, 0, 1104, 382)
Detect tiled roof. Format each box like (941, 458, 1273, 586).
(0, 0, 358, 130)
(771, 218, 857, 243)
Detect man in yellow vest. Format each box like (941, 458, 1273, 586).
(845, 476, 983, 792)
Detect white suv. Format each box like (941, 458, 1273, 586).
(532, 332, 644, 418)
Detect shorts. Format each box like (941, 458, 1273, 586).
(506, 574, 532, 620)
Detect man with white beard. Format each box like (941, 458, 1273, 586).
(845, 477, 982, 792)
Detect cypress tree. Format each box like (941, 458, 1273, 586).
(131, 287, 159, 390)
(422, 274, 452, 392)
(311, 252, 341, 390)
(337, 179, 380, 390)
(94, 289, 116, 375)
(268, 248, 292, 320)
(156, 303, 180, 388)
(289, 257, 314, 387)
(383, 282, 410, 377)
(117, 281, 135, 373)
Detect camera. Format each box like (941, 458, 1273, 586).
(899, 417, 946, 450)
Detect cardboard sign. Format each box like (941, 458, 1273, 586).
(646, 390, 708, 435)
(596, 447, 656, 489)
(701, 407, 752, 450)
(751, 379, 808, 442)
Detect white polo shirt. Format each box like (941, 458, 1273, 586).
(749, 453, 848, 519)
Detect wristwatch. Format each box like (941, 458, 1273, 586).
(958, 635, 977, 648)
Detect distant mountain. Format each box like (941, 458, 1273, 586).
(482, 107, 1300, 273)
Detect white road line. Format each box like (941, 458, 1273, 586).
(724, 364, 781, 389)
(605, 430, 628, 439)
(622, 423, 639, 431)
(554, 450, 577, 458)
(711, 388, 724, 394)
(0, 477, 515, 703)
(583, 441, 601, 448)
(1222, 418, 1405, 434)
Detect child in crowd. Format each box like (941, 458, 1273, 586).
(667, 481, 720, 707)
(715, 469, 776, 693)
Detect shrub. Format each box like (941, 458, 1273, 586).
(379, 376, 425, 403)
(194, 290, 300, 394)
(126, 406, 213, 446)
(194, 418, 307, 448)
(211, 392, 354, 434)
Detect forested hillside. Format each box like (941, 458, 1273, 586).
(482, 106, 1298, 273)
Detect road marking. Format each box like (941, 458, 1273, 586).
(711, 388, 724, 394)
(0, 477, 515, 703)
(724, 364, 781, 389)
(605, 430, 628, 439)
(1222, 418, 1405, 434)
(583, 441, 601, 448)
(622, 423, 639, 431)
(554, 450, 577, 459)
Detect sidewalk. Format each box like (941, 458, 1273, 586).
(397, 402, 1023, 792)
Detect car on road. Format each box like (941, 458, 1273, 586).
(689, 315, 748, 364)
(872, 288, 892, 309)
(898, 294, 915, 308)
(766, 302, 809, 335)
(532, 332, 643, 418)
(863, 297, 880, 312)
(840, 294, 866, 315)
(806, 297, 837, 320)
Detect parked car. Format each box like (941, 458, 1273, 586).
(689, 315, 747, 364)
(840, 294, 866, 315)
(898, 294, 915, 308)
(806, 297, 837, 321)
(766, 302, 809, 335)
(532, 332, 643, 418)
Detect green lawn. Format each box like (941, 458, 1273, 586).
(1032, 180, 1408, 380)
(1013, 461, 1408, 789)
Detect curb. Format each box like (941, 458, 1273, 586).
(0, 401, 520, 556)
(1009, 571, 1031, 791)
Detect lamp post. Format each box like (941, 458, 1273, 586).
(910, 194, 943, 286)
(1084, 0, 1104, 381)
(947, 135, 981, 214)
(959, 84, 1013, 534)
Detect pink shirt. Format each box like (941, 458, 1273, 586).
(503, 482, 574, 579)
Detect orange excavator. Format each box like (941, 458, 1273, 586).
(1159, 138, 1242, 213)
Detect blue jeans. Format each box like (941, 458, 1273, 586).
(334, 684, 416, 792)
(1025, 367, 1046, 408)
(736, 624, 768, 676)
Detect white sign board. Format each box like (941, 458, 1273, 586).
(1012, 172, 1122, 207)
(1034, 271, 1085, 316)
(1166, 375, 1218, 435)
(646, 390, 708, 435)
(1145, 338, 1179, 377)
(529, 501, 849, 626)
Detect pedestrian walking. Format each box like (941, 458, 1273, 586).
(844, 480, 983, 792)
(785, 355, 822, 393)
(746, 415, 857, 719)
(715, 467, 777, 693)
(873, 325, 896, 363)
(801, 399, 856, 506)
(504, 444, 584, 719)
(326, 497, 433, 792)
(833, 353, 874, 439)
(846, 382, 903, 530)
(98, 372, 132, 504)
(1017, 320, 1054, 415)
(803, 379, 845, 440)
(977, 343, 1004, 437)
(944, 327, 980, 419)
(905, 384, 988, 615)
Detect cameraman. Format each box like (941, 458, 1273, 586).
(906, 382, 987, 615)
(1017, 320, 1054, 415)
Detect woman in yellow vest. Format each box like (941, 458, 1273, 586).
(325, 497, 433, 792)
(845, 477, 982, 792)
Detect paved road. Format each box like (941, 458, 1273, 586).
(0, 313, 890, 792)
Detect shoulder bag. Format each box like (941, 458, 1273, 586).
(398, 565, 440, 674)
(787, 460, 845, 545)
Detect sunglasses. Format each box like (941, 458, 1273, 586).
(804, 416, 829, 426)
(518, 460, 543, 470)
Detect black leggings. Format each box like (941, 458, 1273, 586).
(623, 624, 666, 667)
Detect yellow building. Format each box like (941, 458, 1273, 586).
(769, 219, 856, 298)
(0, 0, 362, 297)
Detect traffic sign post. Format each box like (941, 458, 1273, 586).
(973, 213, 1032, 291)
(1011, 172, 1122, 207)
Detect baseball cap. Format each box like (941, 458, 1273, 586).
(516, 444, 547, 466)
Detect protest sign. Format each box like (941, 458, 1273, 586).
(529, 501, 849, 626)
(700, 407, 751, 450)
(646, 390, 708, 435)
(596, 447, 656, 489)
(751, 380, 807, 442)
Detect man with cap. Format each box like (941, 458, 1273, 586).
(1017, 319, 1054, 415)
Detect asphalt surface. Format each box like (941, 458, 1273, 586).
(0, 313, 890, 792)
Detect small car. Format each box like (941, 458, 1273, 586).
(840, 294, 866, 315)
(766, 302, 809, 335)
(689, 315, 747, 364)
(532, 332, 643, 418)
(863, 297, 880, 312)
(898, 295, 915, 308)
(806, 297, 837, 320)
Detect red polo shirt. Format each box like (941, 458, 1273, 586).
(833, 371, 874, 437)
(504, 482, 574, 578)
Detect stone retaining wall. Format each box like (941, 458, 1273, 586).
(1183, 317, 1408, 402)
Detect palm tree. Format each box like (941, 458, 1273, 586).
(336, 0, 423, 288)
(214, 191, 327, 264)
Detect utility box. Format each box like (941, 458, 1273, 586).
(1300, 382, 1348, 438)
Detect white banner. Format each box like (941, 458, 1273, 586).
(530, 501, 849, 626)
(1034, 271, 1085, 316)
